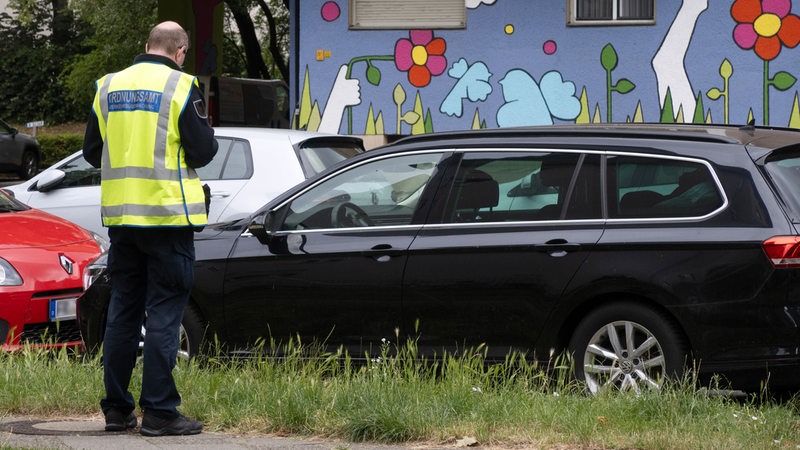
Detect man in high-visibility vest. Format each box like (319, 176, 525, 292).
(83, 20, 217, 437)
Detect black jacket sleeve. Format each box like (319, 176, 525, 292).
(82, 109, 103, 169)
(179, 84, 218, 169)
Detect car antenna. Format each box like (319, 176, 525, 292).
(740, 118, 756, 135)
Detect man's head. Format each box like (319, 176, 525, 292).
(145, 21, 189, 67)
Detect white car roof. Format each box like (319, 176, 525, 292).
(213, 127, 350, 145)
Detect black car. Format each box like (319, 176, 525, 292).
(0, 119, 41, 180)
(78, 123, 800, 394)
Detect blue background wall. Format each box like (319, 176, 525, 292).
(290, 0, 800, 135)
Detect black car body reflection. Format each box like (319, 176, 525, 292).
(78, 123, 800, 394)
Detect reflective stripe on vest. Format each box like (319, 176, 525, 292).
(94, 63, 207, 227)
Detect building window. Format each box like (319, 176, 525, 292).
(568, 0, 655, 26)
(349, 0, 466, 30)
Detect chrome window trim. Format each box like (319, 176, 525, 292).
(268, 147, 728, 231)
(271, 224, 424, 235)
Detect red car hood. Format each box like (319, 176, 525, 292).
(0, 208, 94, 249)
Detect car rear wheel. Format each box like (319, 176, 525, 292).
(18, 150, 38, 180)
(569, 301, 686, 394)
(137, 304, 206, 363)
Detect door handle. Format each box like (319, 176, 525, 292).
(534, 239, 581, 256)
(362, 244, 405, 259)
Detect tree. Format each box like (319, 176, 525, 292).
(64, 0, 157, 114)
(223, 0, 289, 81)
(0, 0, 288, 123)
(0, 0, 87, 123)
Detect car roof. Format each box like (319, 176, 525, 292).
(213, 127, 362, 146)
(378, 123, 800, 155)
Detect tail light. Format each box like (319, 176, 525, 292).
(763, 236, 800, 268)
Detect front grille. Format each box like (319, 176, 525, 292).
(20, 320, 82, 345)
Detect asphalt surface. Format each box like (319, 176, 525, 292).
(0, 416, 451, 450)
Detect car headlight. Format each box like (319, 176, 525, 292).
(0, 257, 23, 286)
(83, 254, 108, 291)
(89, 231, 110, 252)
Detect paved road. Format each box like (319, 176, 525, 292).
(0, 416, 449, 450)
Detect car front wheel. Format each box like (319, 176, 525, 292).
(569, 301, 686, 394)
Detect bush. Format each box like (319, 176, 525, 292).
(37, 134, 83, 168)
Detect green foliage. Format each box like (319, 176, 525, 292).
(0, 1, 87, 123)
(37, 133, 83, 167)
(64, 0, 157, 111)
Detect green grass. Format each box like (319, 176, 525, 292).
(0, 339, 798, 449)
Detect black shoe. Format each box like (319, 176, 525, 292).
(140, 413, 203, 437)
(104, 409, 137, 431)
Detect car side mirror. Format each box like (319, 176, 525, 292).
(248, 209, 278, 245)
(35, 169, 66, 192)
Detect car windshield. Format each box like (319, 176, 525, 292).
(0, 189, 29, 212)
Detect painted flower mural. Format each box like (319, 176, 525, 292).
(731, 0, 800, 124)
(732, 0, 800, 60)
(394, 30, 447, 87)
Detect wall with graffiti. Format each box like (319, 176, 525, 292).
(289, 0, 800, 135)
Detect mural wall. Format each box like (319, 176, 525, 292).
(289, 0, 800, 135)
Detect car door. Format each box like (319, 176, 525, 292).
(221, 151, 449, 356)
(402, 150, 605, 360)
(195, 135, 253, 223)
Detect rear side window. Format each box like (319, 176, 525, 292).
(443, 151, 601, 223)
(608, 155, 724, 219)
(196, 137, 254, 181)
(764, 151, 800, 219)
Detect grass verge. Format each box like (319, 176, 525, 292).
(0, 339, 797, 449)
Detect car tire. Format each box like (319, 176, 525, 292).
(569, 301, 687, 394)
(17, 150, 39, 180)
(136, 304, 206, 363)
(180, 303, 207, 360)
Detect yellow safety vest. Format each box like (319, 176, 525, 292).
(92, 62, 207, 228)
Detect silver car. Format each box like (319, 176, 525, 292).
(4, 127, 364, 238)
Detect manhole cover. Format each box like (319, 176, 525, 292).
(0, 419, 126, 436)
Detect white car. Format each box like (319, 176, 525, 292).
(4, 127, 364, 238)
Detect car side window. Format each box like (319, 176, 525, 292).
(51, 155, 101, 189)
(195, 137, 254, 181)
(609, 155, 723, 218)
(443, 151, 599, 223)
(281, 152, 443, 230)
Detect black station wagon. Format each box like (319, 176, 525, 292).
(78, 123, 800, 394)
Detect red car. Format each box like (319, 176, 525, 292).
(0, 188, 106, 350)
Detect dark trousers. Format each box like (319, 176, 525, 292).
(101, 227, 195, 419)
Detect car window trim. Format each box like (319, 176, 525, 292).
(266, 147, 729, 231)
(437, 147, 730, 224)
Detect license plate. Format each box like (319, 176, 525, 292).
(49, 297, 77, 322)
